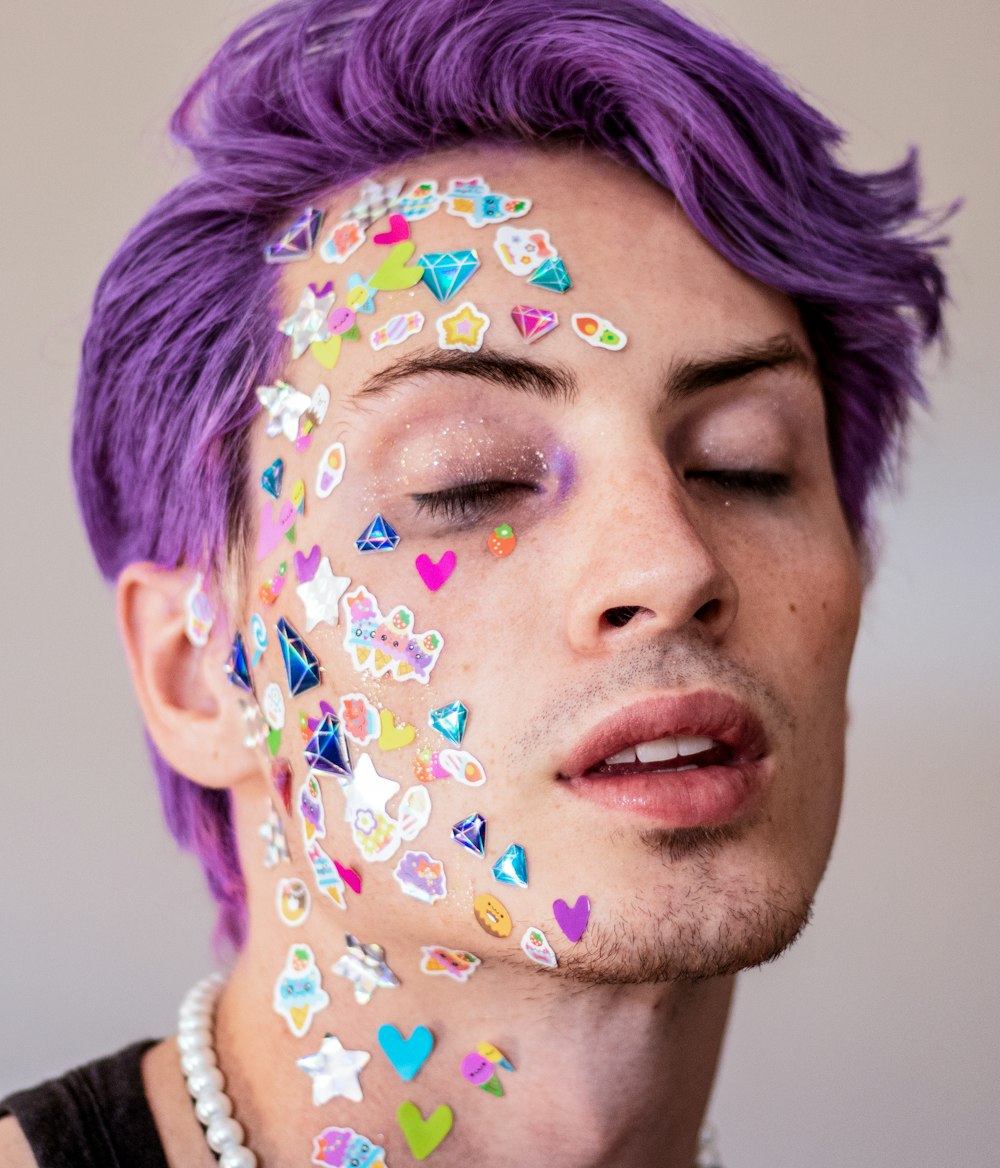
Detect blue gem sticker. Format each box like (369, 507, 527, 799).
(419, 250, 480, 302)
(225, 631, 253, 694)
(355, 514, 400, 553)
(304, 713, 351, 777)
(452, 813, 486, 857)
(429, 701, 468, 746)
(492, 843, 528, 888)
(277, 617, 321, 695)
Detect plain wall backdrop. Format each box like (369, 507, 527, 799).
(1, 2, 997, 1165)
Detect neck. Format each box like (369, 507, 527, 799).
(212, 935, 733, 1168)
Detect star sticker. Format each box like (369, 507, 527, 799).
(342, 754, 400, 824)
(332, 933, 400, 1004)
(296, 1033, 370, 1104)
(256, 380, 312, 442)
(259, 801, 289, 867)
(278, 283, 338, 359)
(436, 301, 490, 352)
(296, 557, 351, 632)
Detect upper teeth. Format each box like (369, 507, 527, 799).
(604, 735, 716, 766)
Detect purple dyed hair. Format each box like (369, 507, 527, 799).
(72, 0, 950, 949)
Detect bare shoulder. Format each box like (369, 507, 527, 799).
(0, 1115, 38, 1167)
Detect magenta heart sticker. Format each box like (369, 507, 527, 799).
(553, 895, 590, 943)
(294, 544, 321, 583)
(415, 550, 456, 591)
(373, 213, 410, 245)
(334, 859, 362, 895)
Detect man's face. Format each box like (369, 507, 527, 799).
(244, 146, 862, 981)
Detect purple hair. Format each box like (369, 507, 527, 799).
(73, 0, 950, 949)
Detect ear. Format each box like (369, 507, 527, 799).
(117, 562, 264, 789)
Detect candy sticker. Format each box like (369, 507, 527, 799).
(493, 226, 556, 275)
(398, 179, 442, 221)
(341, 754, 431, 862)
(343, 585, 444, 684)
(278, 282, 337, 359)
(397, 1102, 454, 1162)
(315, 442, 347, 499)
(370, 310, 425, 351)
(297, 1035, 370, 1105)
(340, 692, 380, 746)
(319, 218, 367, 264)
(443, 176, 530, 227)
(553, 895, 591, 943)
(571, 312, 628, 351)
(435, 301, 490, 352)
(273, 944, 330, 1036)
(297, 557, 352, 632)
(378, 1024, 434, 1082)
(419, 946, 481, 982)
(277, 877, 311, 927)
(311, 1126, 386, 1168)
(300, 773, 326, 839)
(473, 891, 513, 938)
(305, 837, 347, 909)
(394, 850, 448, 905)
(520, 926, 558, 968)
(184, 573, 214, 647)
(333, 933, 400, 1004)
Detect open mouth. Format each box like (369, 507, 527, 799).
(585, 735, 734, 776)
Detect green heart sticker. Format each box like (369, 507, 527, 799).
(396, 1101, 453, 1160)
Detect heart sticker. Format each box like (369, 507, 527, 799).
(553, 895, 591, 943)
(370, 241, 425, 291)
(333, 860, 362, 895)
(257, 501, 297, 561)
(415, 550, 457, 591)
(396, 1101, 453, 1160)
(294, 544, 321, 583)
(378, 708, 417, 750)
(378, 1023, 434, 1081)
(373, 213, 410, 246)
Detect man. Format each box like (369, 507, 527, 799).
(0, 0, 948, 1164)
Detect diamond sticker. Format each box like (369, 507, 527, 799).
(264, 207, 323, 264)
(492, 843, 527, 888)
(304, 712, 351, 777)
(452, 813, 486, 856)
(355, 514, 400, 553)
(510, 304, 558, 344)
(276, 617, 321, 695)
(429, 701, 468, 745)
(528, 256, 572, 293)
(420, 250, 480, 302)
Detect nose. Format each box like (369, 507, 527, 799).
(562, 457, 739, 655)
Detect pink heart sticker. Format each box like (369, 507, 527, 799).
(552, 895, 591, 943)
(373, 213, 410, 245)
(256, 501, 296, 561)
(294, 544, 321, 582)
(415, 550, 457, 591)
(334, 859, 362, 895)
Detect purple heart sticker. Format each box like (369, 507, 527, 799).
(552, 895, 591, 943)
(294, 544, 321, 582)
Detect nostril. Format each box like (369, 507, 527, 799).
(694, 598, 721, 623)
(604, 605, 640, 628)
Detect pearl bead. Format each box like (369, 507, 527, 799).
(194, 1089, 233, 1125)
(187, 1066, 225, 1096)
(207, 1116, 245, 1153)
(220, 1147, 257, 1168)
(181, 1048, 218, 1076)
(177, 1028, 211, 1054)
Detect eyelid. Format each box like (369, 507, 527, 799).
(684, 468, 792, 498)
(411, 479, 538, 526)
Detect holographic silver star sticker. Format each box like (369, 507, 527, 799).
(296, 556, 351, 633)
(259, 801, 289, 868)
(296, 1033, 370, 1104)
(278, 283, 337, 359)
(332, 933, 400, 1004)
(256, 380, 312, 442)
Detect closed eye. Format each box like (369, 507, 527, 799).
(411, 480, 539, 525)
(685, 469, 791, 498)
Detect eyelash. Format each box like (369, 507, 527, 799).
(411, 480, 538, 524)
(685, 469, 792, 498)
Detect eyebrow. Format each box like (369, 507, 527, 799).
(350, 333, 814, 408)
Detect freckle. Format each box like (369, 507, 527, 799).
(789, 602, 797, 613)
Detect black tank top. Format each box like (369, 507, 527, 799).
(0, 1041, 170, 1168)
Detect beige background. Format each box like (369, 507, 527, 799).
(1, 1, 997, 1163)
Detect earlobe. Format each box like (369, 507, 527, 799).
(116, 562, 264, 790)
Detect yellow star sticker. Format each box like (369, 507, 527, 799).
(436, 301, 490, 352)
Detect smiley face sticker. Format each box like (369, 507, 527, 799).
(473, 892, 513, 938)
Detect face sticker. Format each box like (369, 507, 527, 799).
(394, 850, 448, 905)
(271, 757, 294, 813)
(461, 1043, 514, 1096)
(527, 254, 572, 293)
(297, 1035, 370, 1105)
(304, 711, 351, 777)
(370, 311, 425, 351)
(263, 682, 286, 730)
(452, 812, 486, 856)
(493, 843, 528, 887)
(333, 933, 400, 1004)
(378, 1024, 434, 1084)
(315, 442, 347, 499)
(415, 550, 457, 592)
(521, 926, 558, 968)
(511, 304, 559, 344)
(487, 523, 516, 557)
(311, 1126, 386, 1168)
(264, 207, 324, 264)
(259, 802, 289, 868)
(273, 944, 330, 1036)
(571, 312, 628, 351)
(369, 241, 425, 292)
(473, 892, 513, 938)
(342, 586, 444, 684)
(291, 480, 306, 517)
(435, 301, 490, 352)
(319, 218, 367, 265)
(419, 946, 481, 982)
(420, 250, 481, 302)
(341, 755, 431, 862)
(304, 837, 347, 909)
(257, 380, 312, 442)
(277, 616, 322, 695)
(372, 212, 410, 246)
(277, 877, 311, 927)
(428, 701, 468, 745)
(184, 574, 214, 647)
(444, 176, 530, 226)
(493, 225, 556, 275)
(300, 774, 326, 839)
(355, 514, 400, 553)
(343, 176, 406, 230)
(397, 1101, 454, 1162)
(398, 179, 442, 221)
(378, 708, 416, 750)
(297, 557, 352, 633)
(553, 895, 591, 943)
(339, 693, 380, 746)
(278, 282, 338, 359)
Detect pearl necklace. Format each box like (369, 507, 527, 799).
(177, 973, 258, 1168)
(177, 974, 724, 1168)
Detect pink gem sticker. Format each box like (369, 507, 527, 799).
(511, 304, 558, 344)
